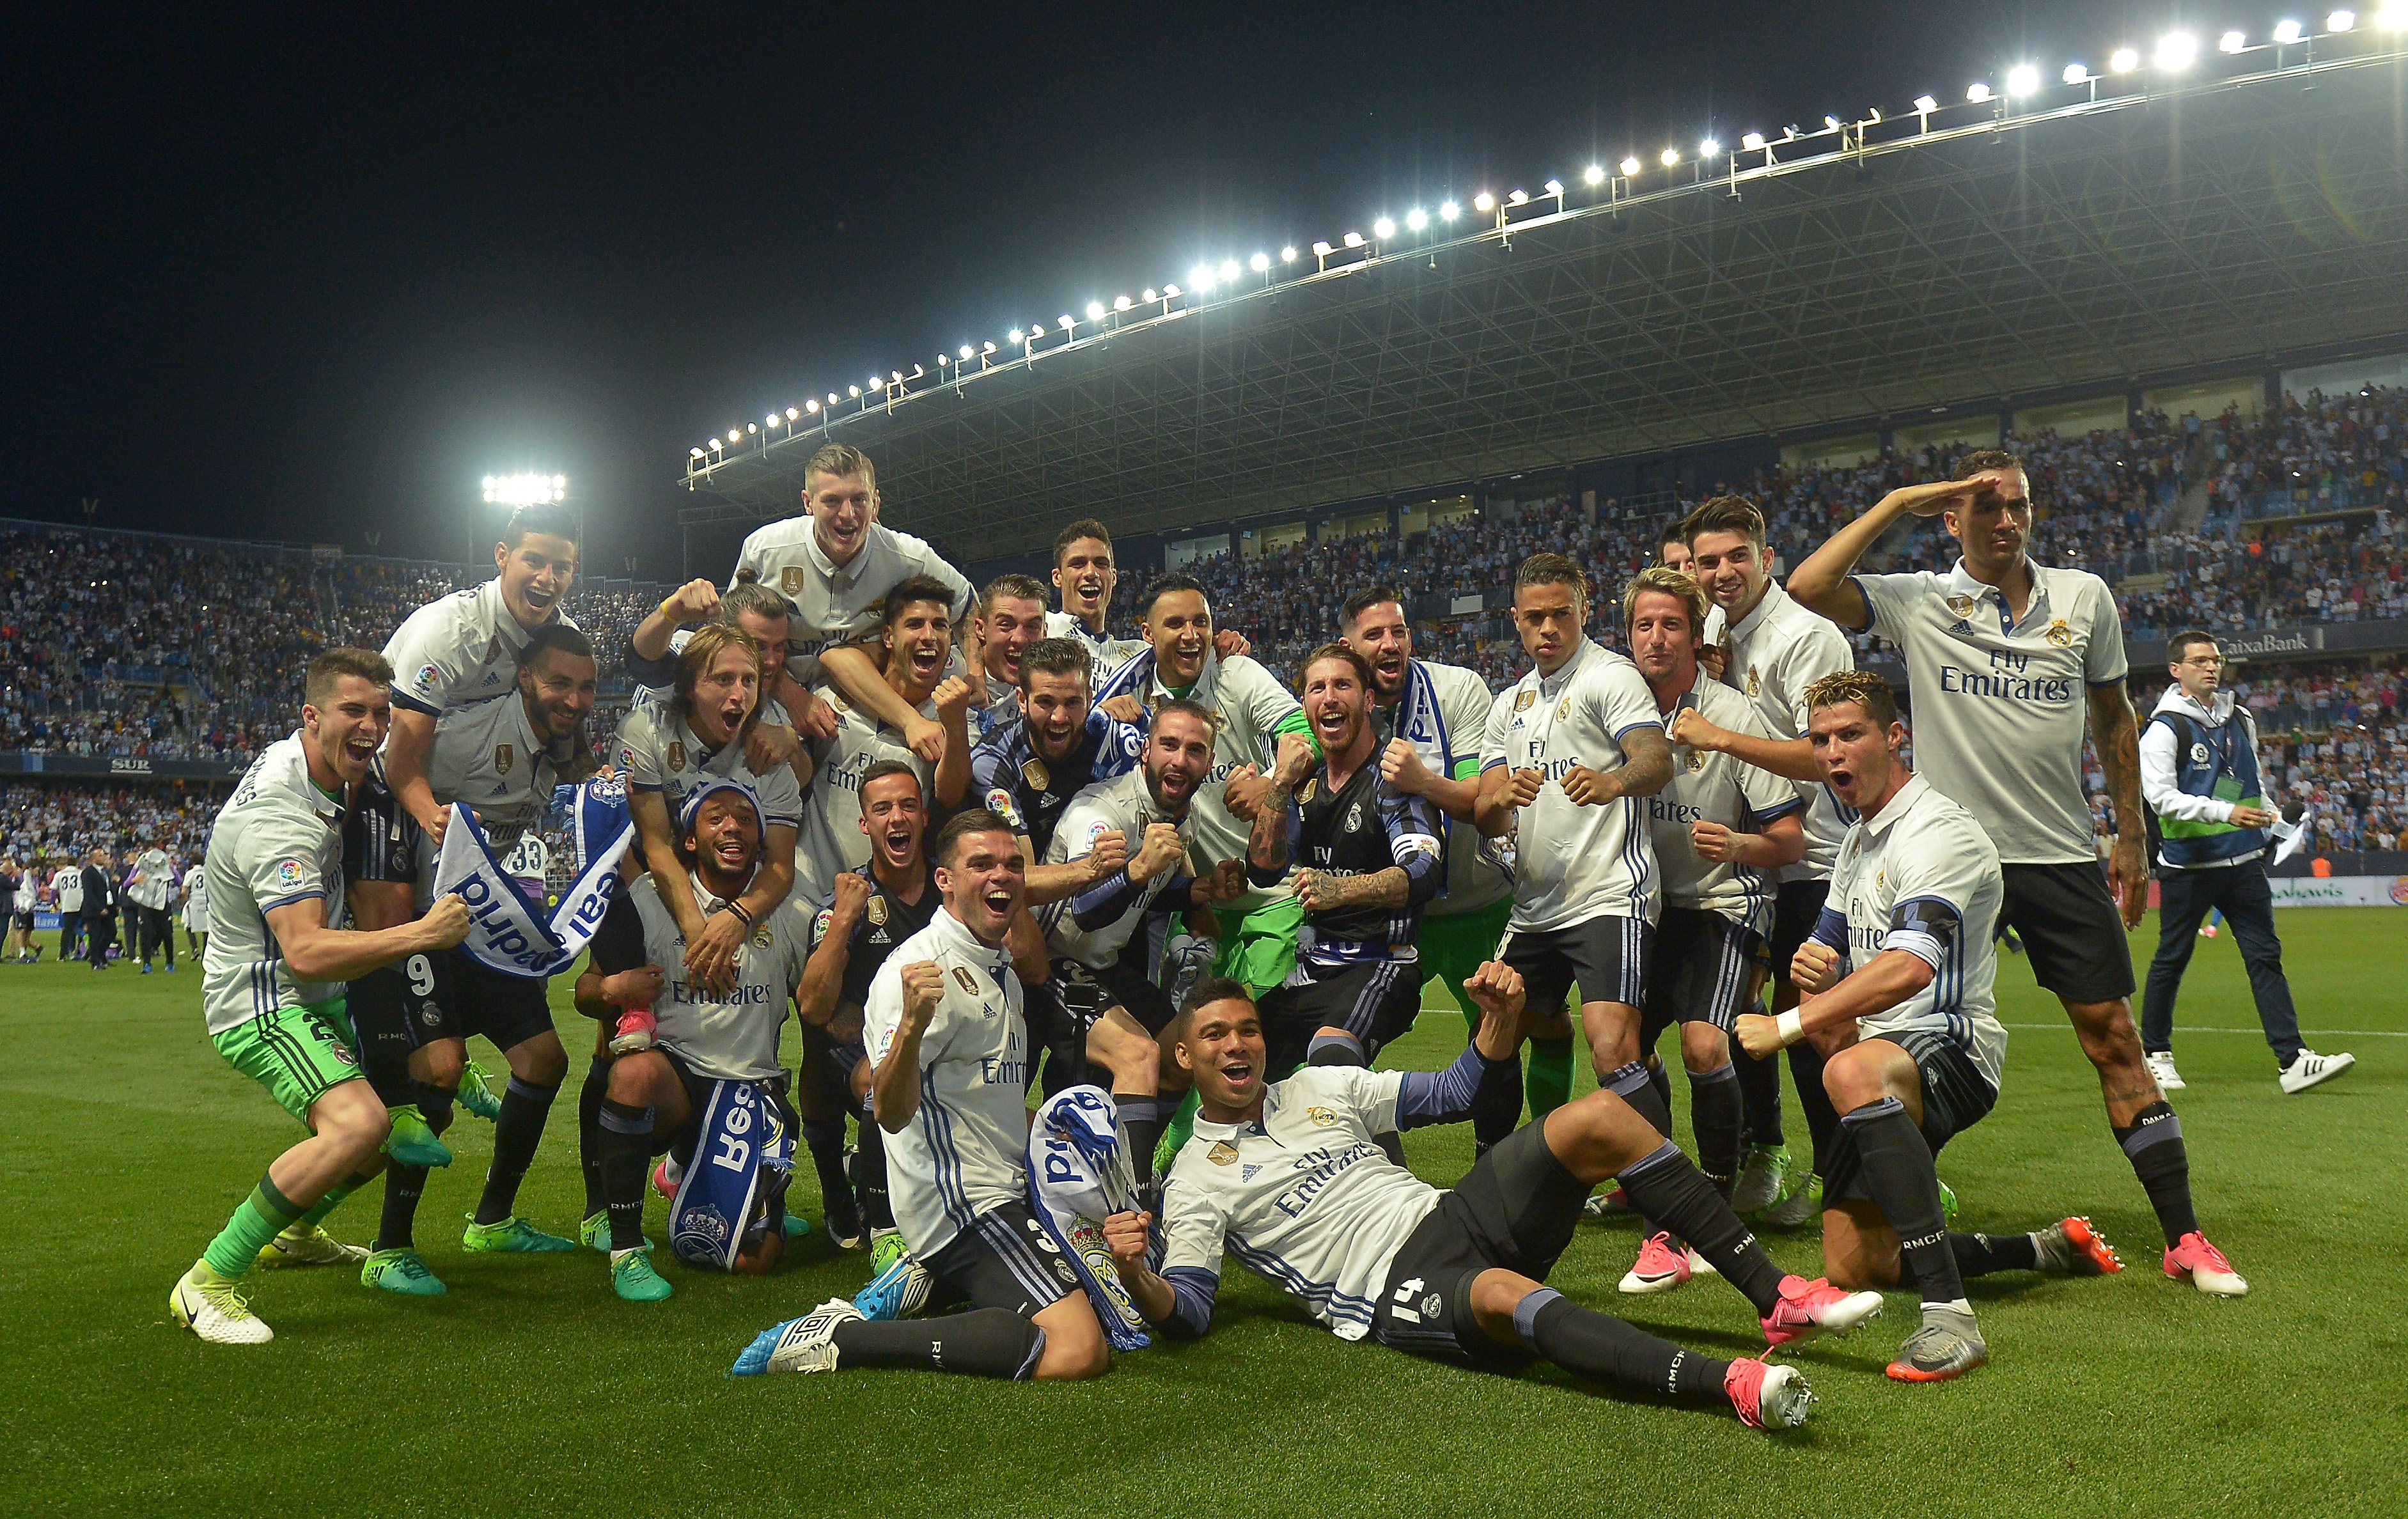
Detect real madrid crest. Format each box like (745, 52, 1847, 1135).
(1021, 757, 1050, 792)
(666, 741, 687, 772)
(494, 742, 514, 776)
(2044, 618, 2073, 648)
(1556, 696, 1572, 721)
(751, 922, 774, 949)
(1945, 594, 1977, 618)
(1344, 802, 1363, 831)
(1685, 749, 1705, 771)
(1306, 1105, 1338, 1128)
(1745, 666, 1761, 698)
(867, 896, 889, 926)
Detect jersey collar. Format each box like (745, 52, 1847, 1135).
(689, 862, 762, 914)
(803, 522, 882, 583)
(1729, 579, 1790, 648)
(1944, 556, 2051, 632)
(1533, 638, 1599, 694)
(927, 902, 1013, 972)
(1858, 772, 1930, 839)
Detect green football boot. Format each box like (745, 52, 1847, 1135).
(611, 1247, 674, 1302)
(361, 1247, 448, 1296)
(461, 1215, 576, 1253)
(382, 1104, 453, 1168)
(455, 1062, 503, 1121)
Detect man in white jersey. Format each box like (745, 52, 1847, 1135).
(733, 809, 1126, 1383)
(729, 442, 974, 762)
(1654, 520, 1728, 676)
(1473, 553, 1676, 1137)
(171, 648, 471, 1344)
(380, 502, 579, 846)
(52, 858, 83, 960)
(1737, 671, 2125, 1383)
(965, 572, 1048, 742)
(1042, 519, 1148, 675)
(1038, 699, 1246, 1188)
(344, 624, 600, 1291)
(1104, 970, 1891, 1429)
(181, 858, 208, 960)
(1095, 573, 1315, 995)
(797, 575, 973, 906)
(125, 839, 179, 972)
(577, 781, 815, 1301)
(1788, 450, 2246, 1297)
(1620, 568, 1804, 1293)
(1675, 495, 1859, 1223)
(622, 580, 817, 791)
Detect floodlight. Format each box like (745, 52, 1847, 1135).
(1824, 113, 1843, 129)
(982, 341, 996, 353)
(848, 385, 860, 398)
(2006, 63, 2040, 95)
(1141, 289, 1157, 302)
(890, 371, 902, 381)
(1542, 179, 1563, 196)
(1281, 245, 1299, 260)
(1405, 208, 1427, 231)
(1249, 251, 1270, 270)
(2063, 63, 2090, 83)
(1311, 241, 1333, 256)
(828, 393, 840, 404)
(806, 398, 820, 412)
(1741, 131, 1765, 150)
(1056, 315, 1075, 330)
(1506, 188, 1528, 205)
(1583, 164, 1605, 184)
(765, 413, 779, 425)
(1084, 301, 1104, 320)
(1618, 156, 1641, 176)
(1008, 329, 1024, 343)
(1439, 201, 1460, 221)
(2276, 18, 2306, 40)
(2111, 45, 2139, 70)
(2328, 9, 2356, 31)
(1473, 191, 1496, 211)
(1161, 284, 1182, 297)
(1699, 137, 1721, 157)
(691, 446, 705, 458)
(1342, 231, 1364, 247)
(1190, 264, 1213, 288)
(1217, 259, 1239, 282)
(1964, 82, 1991, 102)
(960, 345, 974, 358)
(2380, 4, 2405, 29)
(1372, 216, 1396, 238)
(1659, 146, 1679, 166)
(2155, 32, 2198, 69)
(786, 407, 799, 419)
(1113, 294, 1133, 311)
(708, 438, 721, 449)
(746, 423, 758, 433)
(1912, 94, 1939, 113)
(935, 355, 948, 368)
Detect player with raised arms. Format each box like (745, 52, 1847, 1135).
(171, 648, 472, 1343)
(1788, 451, 2246, 1297)
(1736, 671, 2125, 1382)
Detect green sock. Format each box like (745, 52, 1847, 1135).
(295, 1171, 374, 1230)
(202, 1173, 306, 1277)
(1526, 1036, 1574, 1120)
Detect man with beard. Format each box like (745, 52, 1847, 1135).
(380, 502, 580, 850)
(623, 579, 817, 794)
(1617, 568, 1803, 1294)
(731, 443, 975, 765)
(1788, 454, 2246, 1297)
(799, 576, 974, 901)
(1735, 672, 2125, 1382)
(968, 637, 1143, 885)
(1247, 647, 1445, 1151)
(578, 781, 817, 1302)
(1040, 700, 1247, 1192)
(345, 624, 602, 1294)
(172, 649, 472, 1343)
(964, 573, 1049, 742)
(796, 761, 941, 1300)
(1670, 495, 1858, 1225)
(733, 811, 1128, 1383)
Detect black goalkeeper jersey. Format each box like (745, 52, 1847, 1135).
(1251, 760, 1444, 965)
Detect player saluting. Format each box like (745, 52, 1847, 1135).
(734, 811, 1130, 1382)
(1736, 673, 2124, 1382)
(1473, 554, 1676, 1148)
(1106, 970, 1886, 1429)
(1788, 451, 2246, 1297)
(173, 649, 471, 1344)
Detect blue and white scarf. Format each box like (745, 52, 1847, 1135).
(667, 1077, 795, 1270)
(432, 777, 634, 979)
(1091, 646, 1222, 735)
(1027, 1085, 1151, 1350)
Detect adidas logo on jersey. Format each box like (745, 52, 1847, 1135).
(1946, 619, 1978, 639)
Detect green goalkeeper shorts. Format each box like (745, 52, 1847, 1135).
(1413, 898, 1516, 1024)
(212, 997, 364, 1123)
(1211, 896, 1306, 994)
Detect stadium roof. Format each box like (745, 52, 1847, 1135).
(682, 38, 2408, 562)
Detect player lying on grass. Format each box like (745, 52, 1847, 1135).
(1735, 672, 2124, 1384)
(1101, 967, 1893, 1430)
(577, 780, 815, 1301)
(733, 810, 1127, 1382)
(173, 648, 474, 1344)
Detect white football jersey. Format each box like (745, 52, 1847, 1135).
(1370, 658, 1508, 919)
(201, 736, 350, 1036)
(1101, 650, 1303, 910)
(382, 579, 577, 717)
(730, 520, 974, 690)
(1827, 772, 2008, 1090)
(1160, 1066, 1441, 1341)
(1479, 639, 1666, 933)
(53, 867, 82, 914)
(795, 684, 936, 910)
(1724, 579, 1856, 882)
(1038, 768, 1189, 970)
(1044, 611, 1146, 676)
(1854, 558, 2127, 866)
(125, 848, 176, 910)
(613, 694, 805, 834)
(182, 865, 209, 926)
(616, 871, 811, 1082)
(863, 906, 1030, 1258)
(1650, 673, 1802, 933)
(416, 690, 581, 877)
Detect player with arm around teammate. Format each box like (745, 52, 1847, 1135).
(623, 580, 818, 792)
(171, 648, 473, 1343)
(1735, 672, 2124, 1383)
(1104, 969, 1888, 1428)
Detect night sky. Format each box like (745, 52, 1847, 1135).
(9, 2, 2145, 577)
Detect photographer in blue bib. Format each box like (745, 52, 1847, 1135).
(2138, 632, 2353, 1097)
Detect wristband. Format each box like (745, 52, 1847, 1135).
(1776, 1008, 1806, 1047)
(724, 900, 756, 928)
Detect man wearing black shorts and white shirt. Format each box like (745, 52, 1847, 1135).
(1103, 970, 1894, 1430)
(732, 810, 1128, 1384)
(1736, 672, 2125, 1383)
(1789, 449, 2246, 1297)
(1474, 554, 1676, 1156)
(1040, 699, 1246, 1189)
(577, 781, 814, 1302)
(1247, 646, 1444, 1132)
(1675, 495, 1858, 1224)
(1622, 568, 1804, 1293)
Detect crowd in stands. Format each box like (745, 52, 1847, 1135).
(0, 780, 220, 892)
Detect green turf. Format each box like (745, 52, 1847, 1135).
(4, 910, 2401, 1516)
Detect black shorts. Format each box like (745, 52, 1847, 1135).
(1768, 879, 1829, 990)
(648, 1044, 797, 1158)
(1258, 958, 1424, 1077)
(10, 911, 31, 931)
(422, 946, 559, 1053)
(1999, 861, 2136, 1004)
(1370, 1118, 1591, 1364)
(1497, 914, 1648, 1015)
(343, 770, 422, 885)
(1821, 1029, 1999, 1204)
(921, 1202, 1083, 1320)
(1026, 954, 1177, 1094)
(1640, 908, 1762, 1046)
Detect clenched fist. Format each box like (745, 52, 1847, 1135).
(898, 960, 946, 1032)
(1789, 940, 1842, 997)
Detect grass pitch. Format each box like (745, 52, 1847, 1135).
(4, 908, 2402, 1517)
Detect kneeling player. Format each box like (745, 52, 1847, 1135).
(1106, 969, 1888, 1428)
(1738, 673, 2122, 1384)
(578, 781, 813, 1300)
(733, 811, 1128, 1382)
